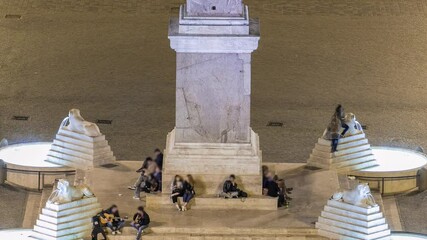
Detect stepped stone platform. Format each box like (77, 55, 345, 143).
(31, 197, 101, 240)
(316, 200, 391, 240)
(162, 129, 263, 196)
(46, 128, 116, 169)
(146, 193, 277, 210)
(308, 133, 378, 173)
(75, 161, 340, 239)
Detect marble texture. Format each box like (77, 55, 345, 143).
(31, 197, 100, 240)
(176, 53, 251, 143)
(307, 133, 378, 172)
(186, 0, 244, 17)
(316, 199, 391, 240)
(46, 128, 116, 170)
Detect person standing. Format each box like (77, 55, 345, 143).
(154, 148, 164, 170)
(131, 206, 150, 240)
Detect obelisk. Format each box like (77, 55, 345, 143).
(164, 0, 262, 196)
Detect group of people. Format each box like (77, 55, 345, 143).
(91, 205, 150, 240)
(170, 174, 196, 211)
(128, 149, 164, 199)
(262, 166, 293, 208)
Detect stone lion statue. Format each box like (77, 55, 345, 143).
(331, 183, 377, 208)
(323, 112, 363, 139)
(60, 109, 101, 137)
(47, 179, 94, 204)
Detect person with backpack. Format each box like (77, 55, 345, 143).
(220, 174, 248, 199)
(91, 211, 107, 240)
(131, 206, 150, 240)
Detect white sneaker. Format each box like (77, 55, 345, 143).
(133, 196, 140, 200)
(116, 230, 121, 235)
(128, 186, 136, 190)
(112, 231, 116, 235)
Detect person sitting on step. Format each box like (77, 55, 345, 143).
(128, 157, 157, 190)
(170, 175, 185, 211)
(219, 174, 248, 199)
(264, 172, 287, 208)
(103, 204, 125, 235)
(133, 170, 153, 200)
(182, 174, 196, 211)
(131, 206, 150, 240)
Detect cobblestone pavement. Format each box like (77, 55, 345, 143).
(396, 191, 427, 234)
(0, 184, 27, 228)
(0, 0, 426, 231)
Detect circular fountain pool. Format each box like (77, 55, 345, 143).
(352, 147, 427, 194)
(0, 142, 74, 190)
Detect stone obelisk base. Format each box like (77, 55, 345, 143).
(46, 128, 115, 169)
(31, 197, 101, 240)
(316, 200, 391, 240)
(308, 133, 378, 172)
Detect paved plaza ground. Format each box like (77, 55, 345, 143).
(0, 0, 427, 234)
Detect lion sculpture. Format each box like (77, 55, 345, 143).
(323, 112, 363, 139)
(332, 183, 377, 208)
(47, 179, 94, 204)
(60, 109, 101, 137)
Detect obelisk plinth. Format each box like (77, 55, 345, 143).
(164, 0, 262, 196)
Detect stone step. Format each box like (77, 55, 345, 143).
(313, 143, 371, 157)
(331, 155, 376, 168)
(46, 155, 92, 169)
(318, 217, 389, 234)
(321, 211, 386, 228)
(33, 224, 91, 238)
(36, 218, 91, 231)
(337, 160, 378, 173)
(58, 128, 106, 142)
(39, 208, 100, 225)
(161, 173, 262, 195)
(101, 226, 322, 239)
(146, 194, 277, 210)
(316, 222, 391, 240)
(164, 162, 260, 175)
(318, 133, 366, 145)
(316, 138, 369, 152)
(31, 229, 90, 240)
(323, 206, 383, 221)
(42, 202, 101, 218)
(55, 134, 108, 148)
(168, 147, 255, 156)
(48, 148, 114, 162)
(51, 141, 112, 156)
(308, 151, 374, 167)
(45, 197, 98, 211)
(326, 200, 380, 215)
(318, 229, 391, 240)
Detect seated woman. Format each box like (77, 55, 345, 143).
(220, 174, 247, 199)
(182, 175, 196, 211)
(170, 175, 185, 211)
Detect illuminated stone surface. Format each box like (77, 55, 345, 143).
(31, 197, 101, 240)
(307, 133, 378, 172)
(46, 128, 116, 170)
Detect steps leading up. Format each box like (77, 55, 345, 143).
(316, 200, 391, 240)
(162, 129, 263, 196)
(146, 193, 277, 210)
(46, 128, 116, 170)
(307, 133, 379, 173)
(30, 197, 101, 240)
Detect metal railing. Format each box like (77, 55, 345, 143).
(352, 174, 419, 195)
(4, 167, 76, 191)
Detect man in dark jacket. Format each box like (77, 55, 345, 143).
(220, 174, 247, 198)
(131, 206, 150, 240)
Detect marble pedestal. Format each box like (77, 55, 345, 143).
(308, 133, 378, 173)
(316, 200, 391, 240)
(31, 197, 101, 240)
(46, 128, 116, 170)
(161, 128, 263, 196)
